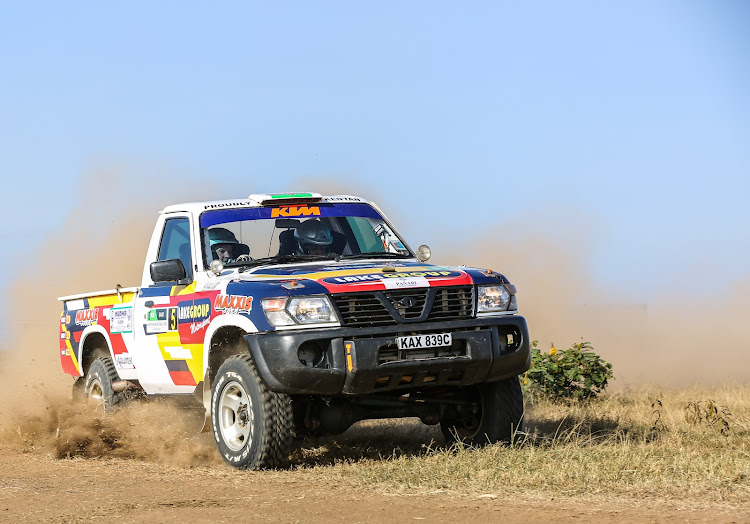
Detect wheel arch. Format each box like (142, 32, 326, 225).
(202, 314, 258, 388)
(78, 326, 115, 378)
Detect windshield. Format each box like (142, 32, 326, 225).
(199, 202, 411, 267)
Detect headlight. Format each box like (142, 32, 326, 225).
(261, 296, 338, 327)
(261, 298, 296, 326)
(477, 285, 512, 312)
(288, 297, 336, 324)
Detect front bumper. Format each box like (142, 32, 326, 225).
(244, 315, 530, 396)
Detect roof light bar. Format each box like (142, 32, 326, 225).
(248, 192, 323, 206)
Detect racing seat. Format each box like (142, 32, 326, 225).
(277, 229, 296, 256)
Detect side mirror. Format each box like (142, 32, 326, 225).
(150, 259, 187, 283)
(416, 245, 431, 262)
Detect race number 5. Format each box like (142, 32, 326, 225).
(169, 307, 178, 331)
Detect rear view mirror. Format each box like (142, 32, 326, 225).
(275, 218, 301, 228)
(150, 259, 187, 283)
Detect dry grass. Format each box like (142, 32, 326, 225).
(3, 384, 748, 508)
(289, 385, 750, 504)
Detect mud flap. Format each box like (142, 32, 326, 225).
(193, 375, 213, 433)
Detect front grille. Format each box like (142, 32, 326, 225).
(383, 288, 428, 320)
(427, 286, 474, 321)
(331, 285, 474, 326)
(334, 294, 392, 326)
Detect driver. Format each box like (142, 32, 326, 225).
(294, 220, 333, 256)
(208, 227, 240, 263)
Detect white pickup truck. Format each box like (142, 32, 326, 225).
(58, 193, 530, 469)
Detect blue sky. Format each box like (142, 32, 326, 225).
(1, 1, 748, 315)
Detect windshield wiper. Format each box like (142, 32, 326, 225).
(339, 252, 411, 260)
(237, 254, 330, 272)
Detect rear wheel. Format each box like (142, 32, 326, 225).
(83, 357, 123, 412)
(441, 376, 524, 446)
(211, 354, 294, 469)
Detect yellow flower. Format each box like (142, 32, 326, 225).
(550, 346, 558, 356)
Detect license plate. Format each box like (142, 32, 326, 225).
(396, 333, 452, 350)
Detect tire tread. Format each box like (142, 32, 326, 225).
(217, 354, 294, 469)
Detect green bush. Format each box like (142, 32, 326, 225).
(523, 339, 613, 401)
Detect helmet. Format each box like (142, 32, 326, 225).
(208, 228, 239, 246)
(294, 220, 332, 254)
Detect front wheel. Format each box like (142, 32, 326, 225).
(210, 354, 294, 469)
(441, 376, 524, 446)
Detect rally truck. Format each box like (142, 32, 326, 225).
(58, 193, 530, 469)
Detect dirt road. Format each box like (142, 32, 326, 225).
(0, 397, 746, 523)
(0, 445, 745, 523)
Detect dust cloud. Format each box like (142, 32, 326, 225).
(436, 205, 750, 387)
(0, 163, 225, 464)
(0, 171, 746, 465)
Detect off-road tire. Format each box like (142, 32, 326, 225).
(211, 354, 294, 469)
(441, 376, 524, 446)
(83, 357, 123, 412)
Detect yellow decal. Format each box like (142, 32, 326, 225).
(155, 332, 204, 384)
(251, 266, 445, 282)
(345, 342, 353, 372)
(88, 292, 136, 308)
(177, 282, 198, 296)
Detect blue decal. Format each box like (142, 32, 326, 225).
(200, 203, 383, 228)
(176, 298, 212, 324)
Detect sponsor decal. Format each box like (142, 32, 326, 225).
(270, 205, 320, 218)
(145, 308, 177, 334)
(383, 277, 428, 289)
(60, 332, 66, 340)
(75, 308, 98, 327)
(330, 274, 381, 284)
(325, 196, 365, 202)
(110, 306, 133, 334)
(177, 299, 211, 323)
(203, 202, 252, 209)
(214, 294, 253, 314)
(324, 270, 460, 285)
(115, 354, 135, 369)
(190, 317, 211, 334)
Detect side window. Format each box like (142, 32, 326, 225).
(158, 218, 192, 280)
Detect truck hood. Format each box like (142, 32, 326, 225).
(233, 260, 506, 294)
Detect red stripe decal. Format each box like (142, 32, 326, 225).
(169, 370, 197, 386)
